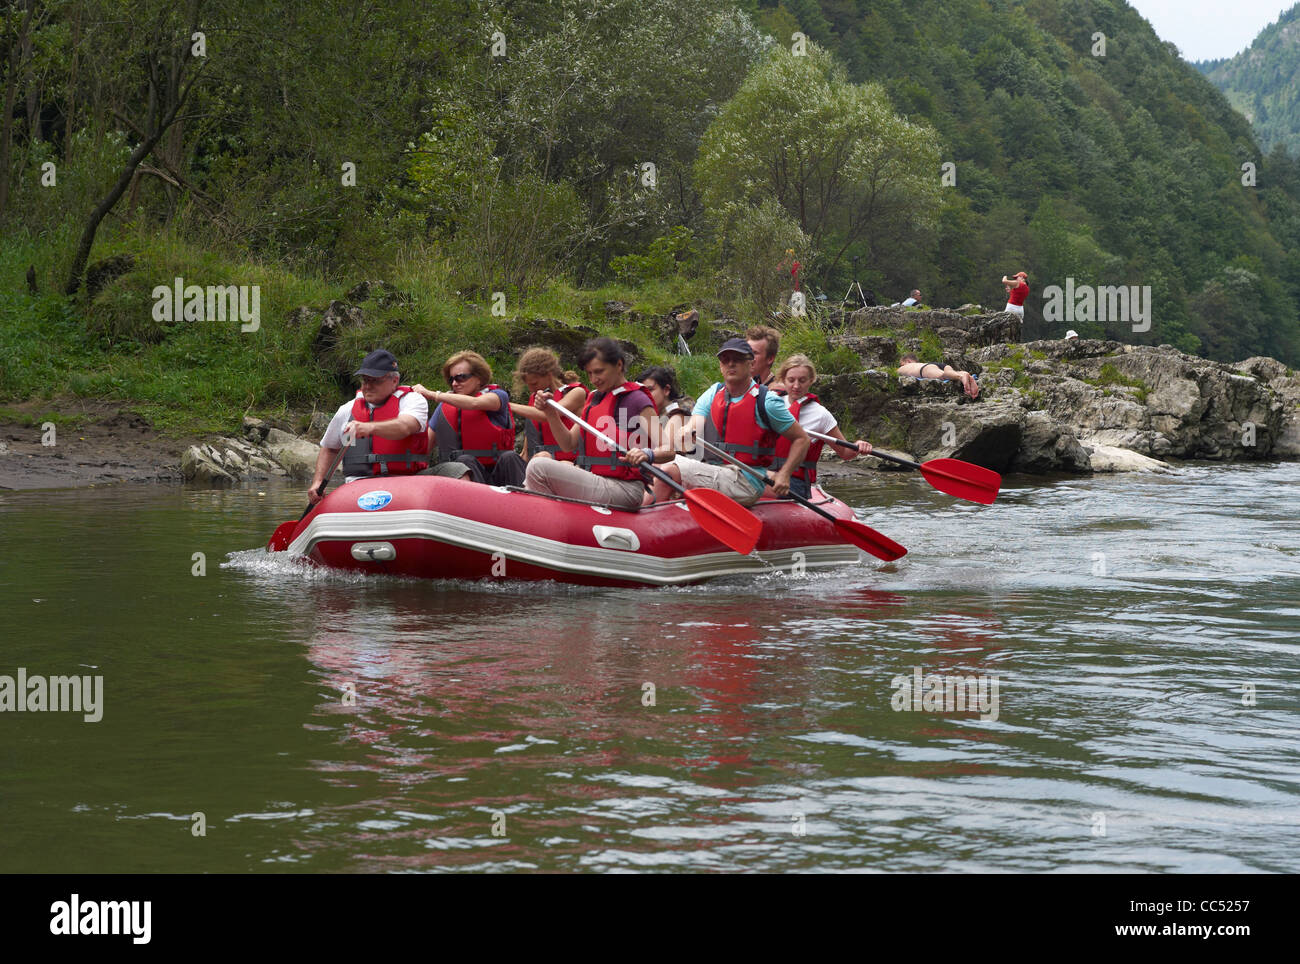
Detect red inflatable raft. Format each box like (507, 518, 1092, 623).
(268, 475, 865, 587)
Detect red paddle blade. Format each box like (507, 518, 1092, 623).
(835, 518, 907, 561)
(917, 458, 1001, 505)
(684, 488, 762, 555)
(266, 520, 298, 552)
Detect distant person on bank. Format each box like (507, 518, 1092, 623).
(895, 289, 922, 307)
(1001, 271, 1029, 317)
(413, 351, 526, 486)
(897, 353, 980, 399)
(309, 349, 429, 503)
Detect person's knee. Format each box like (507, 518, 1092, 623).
(525, 458, 549, 490)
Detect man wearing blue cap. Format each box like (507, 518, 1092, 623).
(308, 349, 430, 503)
(630, 338, 809, 506)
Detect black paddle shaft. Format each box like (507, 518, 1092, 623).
(693, 436, 841, 521)
(299, 440, 351, 519)
(543, 398, 687, 495)
(812, 431, 919, 470)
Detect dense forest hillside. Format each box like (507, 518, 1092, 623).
(1199, 6, 1300, 157)
(761, 0, 1300, 363)
(3, 0, 1299, 433)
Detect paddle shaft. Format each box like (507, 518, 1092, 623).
(804, 427, 999, 505)
(805, 428, 918, 469)
(544, 399, 688, 496)
(300, 441, 350, 520)
(692, 436, 833, 517)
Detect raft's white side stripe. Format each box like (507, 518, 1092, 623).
(287, 508, 861, 584)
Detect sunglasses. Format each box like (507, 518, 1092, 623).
(448, 372, 474, 384)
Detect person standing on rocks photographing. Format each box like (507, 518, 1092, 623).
(309, 349, 430, 503)
(1001, 271, 1029, 317)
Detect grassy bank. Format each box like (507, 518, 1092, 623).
(2, 226, 877, 438)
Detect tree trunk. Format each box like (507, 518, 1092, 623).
(64, 0, 205, 294)
(64, 132, 164, 295)
(0, 0, 37, 219)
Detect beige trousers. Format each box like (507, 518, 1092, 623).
(525, 457, 646, 508)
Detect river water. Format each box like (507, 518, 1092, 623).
(1, 463, 1297, 872)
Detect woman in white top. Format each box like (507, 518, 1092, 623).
(773, 354, 872, 499)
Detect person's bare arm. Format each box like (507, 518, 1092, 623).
(769, 422, 808, 496)
(348, 414, 420, 441)
(829, 425, 872, 460)
(308, 445, 341, 504)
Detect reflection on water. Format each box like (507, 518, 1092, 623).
(1, 463, 1298, 871)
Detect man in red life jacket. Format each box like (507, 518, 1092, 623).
(633, 339, 809, 507)
(308, 349, 429, 503)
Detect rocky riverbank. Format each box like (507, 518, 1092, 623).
(6, 302, 1297, 490)
(814, 305, 1300, 474)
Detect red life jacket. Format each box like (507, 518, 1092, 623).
(526, 381, 585, 462)
(577, 382, 654, 481)
(440, 385, 517, 466)
(772, 392, 823, 482)
(340, 386, 428, 477)
(704, 381, 779, 468)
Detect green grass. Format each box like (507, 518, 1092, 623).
(5, 226, 878, 433)
(1089, 363, 1149, 402)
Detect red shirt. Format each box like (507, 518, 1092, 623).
(1008, 281, 1029, 306)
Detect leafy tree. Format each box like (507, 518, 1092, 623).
(695, 43, 941, 284)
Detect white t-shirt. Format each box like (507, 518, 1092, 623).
(794, 397, 837, 437)
(321, 390, 429, 482)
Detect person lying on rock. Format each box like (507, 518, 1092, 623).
(897, 353, 980, 399)
(308, 348, 430, 503)
(413, 351, 527, 486)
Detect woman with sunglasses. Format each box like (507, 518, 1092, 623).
(413, 351, 526, 486)
(524, 338, 659, 507)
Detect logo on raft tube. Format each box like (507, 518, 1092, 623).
(357, 490, 393, 511)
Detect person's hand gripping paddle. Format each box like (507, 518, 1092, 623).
(805, 430, 1001, 505)
(693, 436, 906, 561)
(546, 399, 762, 556)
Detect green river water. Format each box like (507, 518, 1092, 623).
(1, 462, 1297, 872)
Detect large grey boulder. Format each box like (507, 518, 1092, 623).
(263, 429, 320, 479)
